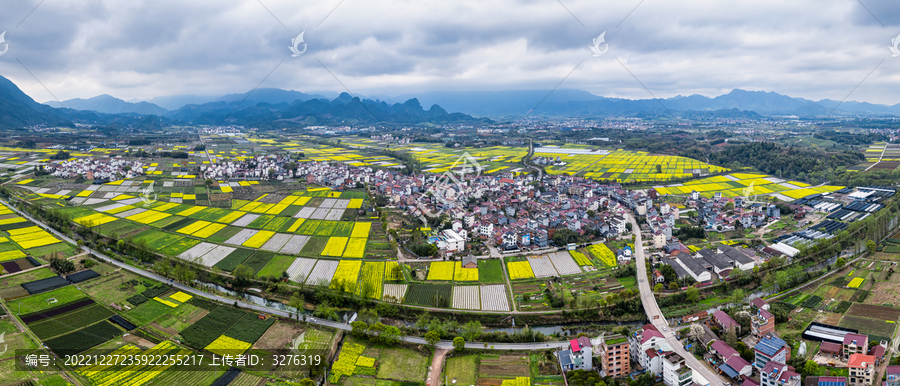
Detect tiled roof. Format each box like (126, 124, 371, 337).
(848, 354, 875, 368)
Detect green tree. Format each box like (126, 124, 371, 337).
(297, 379, 316, 386)
(288, 292, 305, 321)
(836, 257, 846, 268)
(50, 258, 75, 275)
(653, 283, 663, 292)
(669, 282, 678, 290)
(233, 264, 255, 288)
(424, 331, 441, 346)
(685, 286, 700, 303)
(804, 360, 819, 375)
(350, 321, 368, 338)
(729, 289, 745, 306)
(866, 239, 877, 255)
(461, 320, 483, 341)
(452, 337, 465, 352)
(381, 326, 401, 345)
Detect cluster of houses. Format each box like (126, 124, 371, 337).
(202, 154, 294, 180)
(50, 157, 146, 181)
(687, 191, 782, 233)
(557, 296, 892, 386)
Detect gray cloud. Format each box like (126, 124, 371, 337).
(0, 0, 899, 105)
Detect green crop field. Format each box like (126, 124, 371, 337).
(10, 286, 85, 315)
(478, 260, 505, 284)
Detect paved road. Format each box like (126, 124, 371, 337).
(1, 198, 569, 351)
(630, 215, 726, 386)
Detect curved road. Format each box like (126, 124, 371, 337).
(630, 215, 726, 386)
(1, 198, 568, 351)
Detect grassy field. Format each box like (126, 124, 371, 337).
(444, 355, 477, 386)
(376, 346, 430, 381)
(256, 255, 295, 278)
(125, 299, 174, 325)
(10, 286, 86, 315)
(479, 260, 505, 284)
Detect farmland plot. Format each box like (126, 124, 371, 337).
(333, 199, 350, 209)
(305, 260, 339, 286)
(115, 208, 147, 218)
(480, 285, 510, 311)
(198, 245, 237, 267)
(178, 242, 217, 261)
(96, 203, 126, 212)
(286, 257, 316, 283)
(320, 199, 337, 208)
(526, 255, 559, 278)
(356, 262, 384, 299)
(311, 207, 331, 220)
(294, 207, 316, 219)
(231, 213, 260, 227)
(224, 229, 259, 246)
(279, 235, 310, 254)
(404, 284, 452, 308)
(260, 233, 292, 251)
(383, 284, 407, 302)
(452, 286, 480, 310)
(331, 260, 362, 293)
(325, 208, 344, 221)
(548, 252, 581, 275)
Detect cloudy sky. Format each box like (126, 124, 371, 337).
(2, 0, 900, 105)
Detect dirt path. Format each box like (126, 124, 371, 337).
(428, 348, 449, 386)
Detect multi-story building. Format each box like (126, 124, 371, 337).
(628, 324, 667, 373)
(436, 229, 465, 254)
(848, 354, 876, 386)
(754, 335, 789, 369)
(885, 365, 900, 386)
(761, 361, 800, 386)
(662, 353, 693, 386)
(751, 308, 775, 338)
(843, 333, 868, 361)
(597, 335, 630, 378)
(558, 336, 593, 371)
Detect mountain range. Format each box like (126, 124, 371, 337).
(0, 75, 485, 129)
(3, 73, 900, 130)
(39, 86, 900, 119)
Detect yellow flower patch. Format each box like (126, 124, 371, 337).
(350, 222, 371, 238)
(322, 237, 349, 256)
(342, 237, 367, 258)
(204, 335, 252, 356)
(507, 261, 535, 280)
(169, 292, 192, 303)
(427, 261, 454, 281)
(192, 223, 227, 238)
(176, 220, 212, 234)
(243, 230, 276, 248)
(153, 297, 179, 308)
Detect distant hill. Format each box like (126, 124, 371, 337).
(45, 94, 168, 115)
(165, 92, 489, 127)
(378, 88, 900, 118)
(215, 88, 325, 105)
(0, 76, 73, 129)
